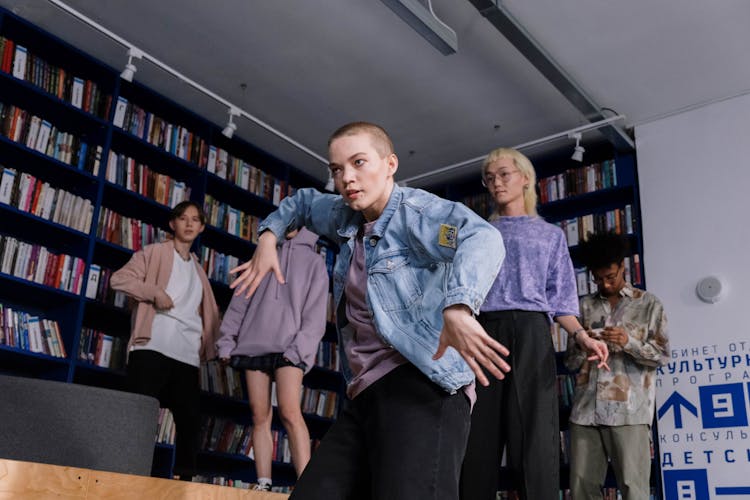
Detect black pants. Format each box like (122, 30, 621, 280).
(127, 349, 201, 479)
(460, 310, 559, 500)
(290, 363, 471, 500)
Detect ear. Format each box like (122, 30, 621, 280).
(386, 153, 399, 178)
(169, 219, 176, 232)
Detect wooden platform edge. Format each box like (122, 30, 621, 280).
(0, 458, 289, 499)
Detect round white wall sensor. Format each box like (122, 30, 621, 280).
(696, 276, 723, 303)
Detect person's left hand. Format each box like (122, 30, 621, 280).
(577, 331, 610, 371)
(434, 304, 511, 386)
(600, 326, 629, 347)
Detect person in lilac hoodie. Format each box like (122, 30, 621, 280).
(216, 227, 329, 491)
(460, 148, 609, 500)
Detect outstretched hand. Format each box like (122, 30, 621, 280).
(434, 304, 511, 386)
(229, 231, 284, 298)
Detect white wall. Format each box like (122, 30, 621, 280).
(637, 93, 750, 320)
(636, 93, 750, 499)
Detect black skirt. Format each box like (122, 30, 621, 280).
(229, 353, 304, 373)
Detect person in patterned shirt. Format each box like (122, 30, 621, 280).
(565, 231, 669, 500)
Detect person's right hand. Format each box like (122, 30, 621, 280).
(229, 230, 284, 298)
(154, 290, 174, 311)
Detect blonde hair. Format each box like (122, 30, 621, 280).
(328, 122, 394, 158)
(482, 147, 538, 218)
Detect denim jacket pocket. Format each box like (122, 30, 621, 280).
(368, 252, 422, 312)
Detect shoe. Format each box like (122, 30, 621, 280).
(253, 483, 272, 491)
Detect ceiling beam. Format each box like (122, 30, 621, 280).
(467, 0, 634, 152)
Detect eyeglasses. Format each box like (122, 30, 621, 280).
(481, 170, 519, 187)
(592, 264, 623, 285)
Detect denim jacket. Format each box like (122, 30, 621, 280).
(258, 185, 505, 393)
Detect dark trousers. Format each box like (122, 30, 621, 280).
(460, 310, 559, 500)
(127, 349, 201, 479)
(290, 363, 471, 500)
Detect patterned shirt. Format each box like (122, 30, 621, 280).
(565, 283, 669, 426)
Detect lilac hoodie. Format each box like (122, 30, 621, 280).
(216, 227, 329, 372)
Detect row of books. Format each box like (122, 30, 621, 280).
(203, 194, 261, 242)
(207, 146, 288, 206)
(1, 36, 112, 119)
(314, 341, 340, 371)
(200, 246, 241, 286)
(113, 96, 208, 166)
(78, 327, 126, 370)
(200, 416, 257, 459)
(555, 205, 634, 248)
(461, 191, 493, 220)
(550, 322, 569, 353)
(156, 408, 176, 446)
(105, 151, 191, 207)
(0, 166, 94, 233)
(0, 102, 102, 172)
(299, 386, 339, 419)
(84, 264, 128, 307)
(0, 303, 66, 357)
(0, 234, 85, 294)
(538, 159, 618, 204)
(200, 359, 244, 400)
(96, 207, 168, 252)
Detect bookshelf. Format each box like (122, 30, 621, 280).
(0, 6, 343, 491)
(430, 148, 661, 499)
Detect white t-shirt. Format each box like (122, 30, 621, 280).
(132, 250, 203, 367)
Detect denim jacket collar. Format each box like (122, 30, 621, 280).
(335, 184, 403, 241)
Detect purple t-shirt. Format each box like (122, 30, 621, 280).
(481, 216, 579, 318)
(343, 221, 407, 399)
(344, 222, 476, 408)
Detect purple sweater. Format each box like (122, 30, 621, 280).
(216, 227, 330, 372)
(481, 216, 579, 318)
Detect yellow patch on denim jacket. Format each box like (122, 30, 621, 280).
(438, 224, 458, 249)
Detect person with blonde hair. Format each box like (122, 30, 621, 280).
(460, 147, 609, 500)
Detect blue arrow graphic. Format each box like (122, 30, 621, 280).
(716, 486, 750, 495)
(658, 391, 698, 428)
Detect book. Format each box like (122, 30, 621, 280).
(12, 45, 27, 79)
(0, 167, 17, 204)
(85, 264, 101, 299)
(71, 77, 84, 108)
(113, 97, 128, 128)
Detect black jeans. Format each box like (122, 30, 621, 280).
(127, 349, 201, 479)
(290, 363, 471, 500)
(460, 310, 559, 500)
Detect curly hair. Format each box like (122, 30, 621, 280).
(579, 231, 629, 270)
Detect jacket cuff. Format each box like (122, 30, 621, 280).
(444, 288, 485, 315)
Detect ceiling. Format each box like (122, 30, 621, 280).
(2, 0, 749, 187)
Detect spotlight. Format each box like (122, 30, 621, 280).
(569, 132, 585, 162)
(120, 47, 143, 82)
(222, 107, 241, 139)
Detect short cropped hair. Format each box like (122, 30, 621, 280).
(482, 147, 538, 217)
(170, 200, 206, 225)
(328, 122, 394, 158)
(579, 231, 630, 270)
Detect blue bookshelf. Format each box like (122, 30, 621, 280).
(0, 5, 343, 488)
